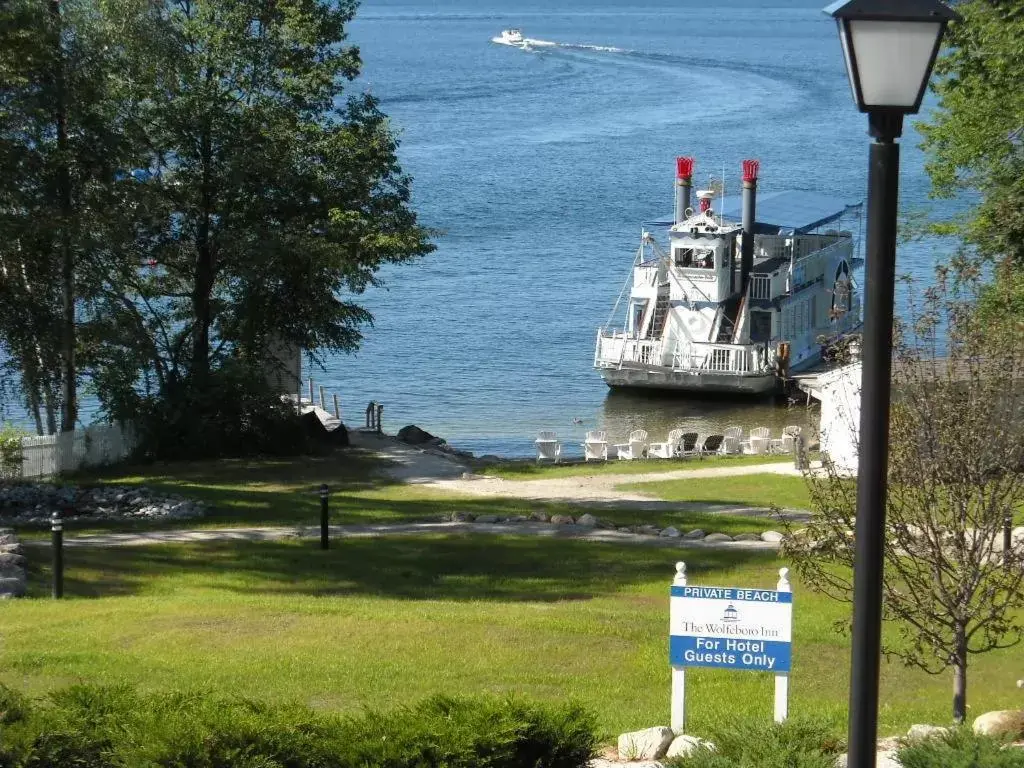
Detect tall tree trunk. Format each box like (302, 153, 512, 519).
(49, 0, 76, 432)
(952, 625, 968, 724)
(190, 125, 213, 383)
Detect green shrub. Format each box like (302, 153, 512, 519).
(0, 424, 26, 480)
(665, 717, 844, 768)
(0, 685, 596, 768)
(898, 729, 1024, 768)
(131, 361, 311, 461)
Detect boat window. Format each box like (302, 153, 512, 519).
(674, 247, 715, 269)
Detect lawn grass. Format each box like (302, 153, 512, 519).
(480, 453, 796, 480)
(3, 535, 1020, 740)
(621, 472, 814, 511)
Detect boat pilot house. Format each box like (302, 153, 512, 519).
(594, 158, 863, 395)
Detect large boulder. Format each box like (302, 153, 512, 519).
(617, 726, 674, 761)
(973, 710, 1024, 739)
(576, 513, 598, 528)
(397, 425, 443, 446)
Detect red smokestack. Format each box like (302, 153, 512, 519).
(676, 156, 695, 180)
(742, 159, 760, 183)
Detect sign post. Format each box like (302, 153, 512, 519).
(670, 561, 793, 732)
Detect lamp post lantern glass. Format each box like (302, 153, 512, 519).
(823, 0, 959, 766)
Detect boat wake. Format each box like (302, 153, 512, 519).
(491, 36, 626, 54)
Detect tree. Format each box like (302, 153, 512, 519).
(82, 0, 432, 412)
(919, 1, 1024, 316)
(783, 261, 1024, 724)
(0, 0, 151, 432)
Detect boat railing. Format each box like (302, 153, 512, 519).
(673, 341, 775, 375)
(594, 330, 664, 368)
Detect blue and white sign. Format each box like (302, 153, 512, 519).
(669, 584, 793, 672)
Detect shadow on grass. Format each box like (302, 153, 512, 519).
(24, 535, 777, 602)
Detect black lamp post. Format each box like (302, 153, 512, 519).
(822, 1, 959, 766)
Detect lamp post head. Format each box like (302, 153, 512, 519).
(319, 483, 329, 499)
(824, 0, 959, 133)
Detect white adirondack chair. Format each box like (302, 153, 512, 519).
(582, 430, 608, 461)
(535, 430, 561, 463)
(649, 428, 684, 459)
(744, 426, 771, 455)
(722, 425, 743, 455)
(777, 425, 802, 454)
(614, 429, 648, 460)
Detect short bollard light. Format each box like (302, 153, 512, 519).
(51, 510, 64, 599)
(319, 483, 330, 550)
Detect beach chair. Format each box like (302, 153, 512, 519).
(679, 432, 700, 457)
(535, 431, 561, 463)
(614, 429, 648, 460)
(722, 425, 743, 455)
(742, 427, 771, 455)
(699, 434, 725, 457)
(582, 430, 608, 461)
(776, 425, 802, 454)
(649, 428, 684, 459)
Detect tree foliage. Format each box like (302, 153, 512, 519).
(782, 261, 1024, 724)
(1, 0, 433, 446)
(919, 1, 1024, 315)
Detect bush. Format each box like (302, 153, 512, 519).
(898, 729, 1024, 768)
(0, 685, 596, 768)
(0, 424, 26, 480)
(665, 717, 844, 768)
(131, 361, 311, 461)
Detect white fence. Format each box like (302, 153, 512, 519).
(15, 423, 137, 479)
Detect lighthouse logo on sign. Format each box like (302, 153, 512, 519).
(670, 585, 792, 672)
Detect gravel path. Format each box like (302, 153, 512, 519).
(23, 521, 780, 550)
(353, 430, 809, 508)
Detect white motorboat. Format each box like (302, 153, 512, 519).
(594, 157, 864, 395)
(493, 28, 526, 47)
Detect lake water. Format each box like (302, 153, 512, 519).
(1, 0, 958, 458)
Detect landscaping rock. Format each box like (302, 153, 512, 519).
(450, 511, 474, 522)
(550, 514, 575, 525)
(0, 483, 206, 525)
(905, 724, 949, 743)
(530, 511, 550, 523)
(0, 575, 26, 598)
(617, 726, 674, 761)
(507, 515, 528, 523)
(761, 530, 785, 543)
(660, 527, 681, 538)
(684, 529, 706, 540)
(734, 533, 762, 542)
(638, 525, 659, 535)
(474, 514, 499, 524)
(973, 710, 1024, 739)
(0, 552, 26, 568)
(576, 513, 598, 528)
(666, 734, 713, 758)
(703, 533, 734, 543)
